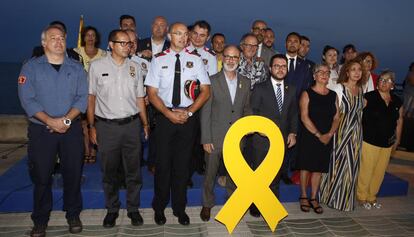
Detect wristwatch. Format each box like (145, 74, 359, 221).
(187, 111, 193, 117)
(63, 118, 71, 126)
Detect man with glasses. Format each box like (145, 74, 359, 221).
(145, 22, 210, 226)
(238, 33, 268, 90)
(249, 54, 298, 217)
(251, 20, 274, 66)
(186, 20, 218, 76)
(87, 29, 149, 228)
(199, 45, 251, 221)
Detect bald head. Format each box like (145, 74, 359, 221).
(152, 16, 168, 40)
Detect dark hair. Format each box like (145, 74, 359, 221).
(265, 27, 274, 34)
(108, 29, 125, 42)
(49, 20, 67, 33)
(355, 51, 378, 71)
(300, 35, 310, 43)
(270, 54, 288, 67)
(81, 26, 101, 48)
(323, 45, 339, 56)
(212, 33, 225, 42)
(119, 15, 135, 26)
(285, 32, 301, 42)
(337, 58, 365, 87)
(340, 44, 357, 64)
(192, 20, 211, 35)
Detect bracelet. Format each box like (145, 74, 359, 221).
(314, 132, 321, 138)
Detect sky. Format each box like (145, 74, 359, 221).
(0, 0, 413, 82)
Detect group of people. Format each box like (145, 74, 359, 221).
(17, 14, 408, 237)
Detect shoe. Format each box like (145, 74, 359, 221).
(217, 176, 226, 187)
(173, 211, 190, 225)
(154, 211, 166, 225)
(299, 197, 311, 212)
(30, 224, 47, 237)
(200, 207, 211, 222)
(361, 202, 372, 210)
(103, 212, 119, 228)
(67, 216, 82, 234)
(127, 211, 144, 226)
(249, 205, 260, 217)
(309, 199, 323, 214)
(372, 202, 382, 209)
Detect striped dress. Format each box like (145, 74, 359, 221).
(319, 84, 363, 211)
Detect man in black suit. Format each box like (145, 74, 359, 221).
(138, 16, 170, 61)
(298, 35, 315, 71)
(249, 54, 298, 217)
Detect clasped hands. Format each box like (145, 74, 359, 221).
(46, 117, 69, 133)
(167, 108, 190, 124)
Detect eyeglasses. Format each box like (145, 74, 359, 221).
(379, 78, 393, 84)
(223, 55, 240, 61)
(252, 27, 266, 32)
(316, 70, 331, 76)
(171, 31, 189, 37)
(272, 64, 288, 70)
(112, 41, 132, 47)
(243, 43, 258, 48)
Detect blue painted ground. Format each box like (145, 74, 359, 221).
(0, 156, 409, 213)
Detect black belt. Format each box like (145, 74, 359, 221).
(96, 114, 139, 125)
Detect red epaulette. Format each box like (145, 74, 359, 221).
(205, 47, 216, 56)
(154, 51, 167, 58)
(186, 48, 201, 57)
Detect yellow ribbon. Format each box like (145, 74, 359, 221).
(215, 115, 288, 233)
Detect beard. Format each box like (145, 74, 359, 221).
(223, 63, 238, 72)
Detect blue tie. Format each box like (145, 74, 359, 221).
(276, 83, 283, 113)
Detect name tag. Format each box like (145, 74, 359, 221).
(102, 73, 108, 76)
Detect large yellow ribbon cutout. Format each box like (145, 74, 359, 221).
(215, 115, 288, 233)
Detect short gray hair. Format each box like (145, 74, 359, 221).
(40, 25, 65, 44)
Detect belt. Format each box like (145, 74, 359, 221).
(96, 114, 139, 125)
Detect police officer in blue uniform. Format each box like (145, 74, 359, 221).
(145, 22, 210, 226)
(18, 25, 88, 237)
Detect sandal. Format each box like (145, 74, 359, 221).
(309, 199, 323, 214)
(299, 197, 311, 212)
(84, 155, 91, 163)
(89, 155, 96, 164)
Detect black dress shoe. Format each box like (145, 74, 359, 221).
(67, 216, 82, 234)
(249, 205, 261, 217)
(173, 211, 190, 225)
(128, 211, 144, 226)
(103, 212, 119, 228)
(200, 207, 211, 222)
(154, 211, 166, 225)
(30, 224, 47, 237)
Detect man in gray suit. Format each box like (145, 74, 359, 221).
(249, 54, 298, 217)
(200, 45, 251, 221)
(251, 20, 275, 66)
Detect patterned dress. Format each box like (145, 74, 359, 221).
(319, 84, 363, 211)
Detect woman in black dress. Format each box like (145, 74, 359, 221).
(296, 64, 340, 213)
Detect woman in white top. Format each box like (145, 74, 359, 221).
(322, 45, 340, 90)
(355, 52, 379, 94)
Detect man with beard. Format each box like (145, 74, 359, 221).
(251, 20, 274, 66)
(145, 22, 210, 226)
(138, 16, 170, 61)
(298, 35, 315, 70)
(199, 45, 251, 221)
(264, 28, 277, 54)
(211, 33, 225, 72)
(249, 54, 298, 217)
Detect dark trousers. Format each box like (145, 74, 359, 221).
(28, 121, 83, 226)
(96, 119, 142, 213)
(190, 112, 205, 177)
(152, 113, 197, 213)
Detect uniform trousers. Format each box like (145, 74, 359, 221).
(357, 141, 392, 202)
(152, 112, 197, 214)
(96, 118, 142, 213)
(202, 148, 223, 208)
(28, 120, 83, 226)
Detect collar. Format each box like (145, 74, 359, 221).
(271, 77, 285, 87)
(285, 54, 297, 61)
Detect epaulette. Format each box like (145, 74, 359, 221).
(154, 51, 167, 58)
(186, 48, 201, 57)
(205, 47, 216, 56)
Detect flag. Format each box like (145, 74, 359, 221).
(77, 15, 84, 48)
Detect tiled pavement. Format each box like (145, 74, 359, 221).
(0, 144, 413, 236)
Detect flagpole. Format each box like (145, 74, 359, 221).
(77, 15, 84, 48)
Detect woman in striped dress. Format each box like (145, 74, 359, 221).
(319, 59, 365, 211)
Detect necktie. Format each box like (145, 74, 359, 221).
(172, 54, 181, 107)
(276, 83, 283, 113)
(289, 58, 295, 72)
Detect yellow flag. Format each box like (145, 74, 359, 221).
(77, 15, 84, 48)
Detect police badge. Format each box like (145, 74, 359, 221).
(130, 66, 136, 77)
(141, 62, 147, 70)
(186, 61, 194, 68)
(203, 59, 208, 65)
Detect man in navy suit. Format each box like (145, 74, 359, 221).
(138, 16, 170, 61)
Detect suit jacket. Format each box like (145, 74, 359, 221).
(250, 78, 298, 141)
(259, 45, 275, 67)
(138, 37, 170, 61)
(201, 71, 252, 149)
(285, 56, 313, 99)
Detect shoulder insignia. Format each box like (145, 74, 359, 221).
(186, 48, 200, 57)
(205, 47, 216, 56)
(141, 62, 147, 70)
(203, 59, 208, 65)
(154, 52, 166, 58)
(18, 75, 27, 85)
(130, 66, 136, 78)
